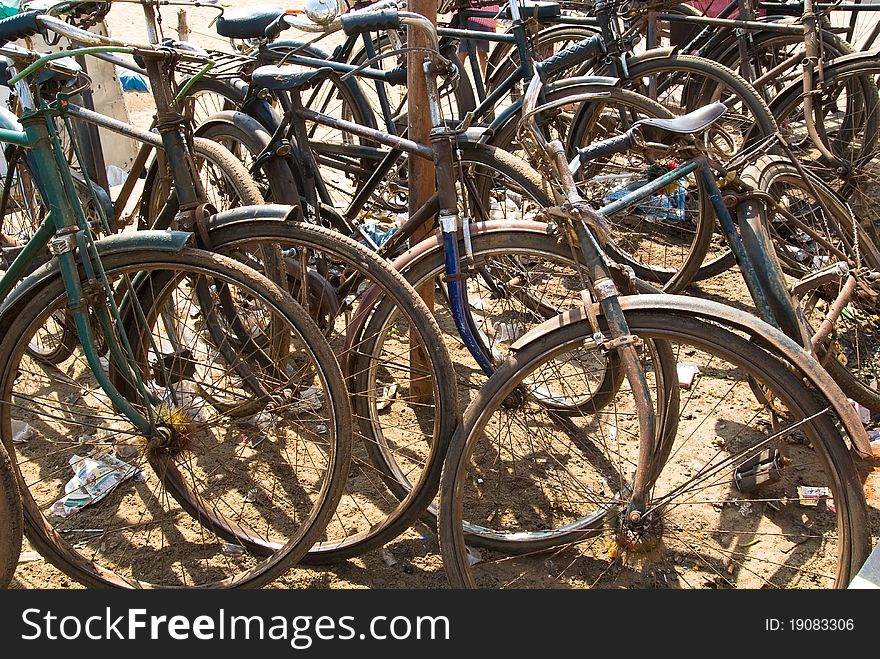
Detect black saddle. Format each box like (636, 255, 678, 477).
(215, 5, 285, 39)
(251, 65, 334, 91)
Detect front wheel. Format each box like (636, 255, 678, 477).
(0, 248, 351, 588)
(439, 309, 869, 588)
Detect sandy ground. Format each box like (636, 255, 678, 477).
(5, 1, 880, 589)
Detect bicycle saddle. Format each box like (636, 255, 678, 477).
(633, 102, 727, 142)
(500, 1, 561, 20)
(251, 64, 334, 91)
(215, 5, 284, 39)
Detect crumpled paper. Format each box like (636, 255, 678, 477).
(50, 453, 142, 518)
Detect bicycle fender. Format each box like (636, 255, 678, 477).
(205, 204, 296, 232)
(622, 47, 679, 69)
(509, 294, 873, 457)
(0, 230, 192, 316)
(480, 75, 619, 144)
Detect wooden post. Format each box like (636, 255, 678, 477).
(176, 9, 190, 42)
(408, 0, 438, 401)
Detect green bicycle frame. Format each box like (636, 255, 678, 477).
(0, 47, 192, 436)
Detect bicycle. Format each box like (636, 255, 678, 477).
(437, 68, 872, 588)
(0, 9, 353, 588)
(176, 0, 780, 291)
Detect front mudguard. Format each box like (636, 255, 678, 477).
(510, 294, 874, 458)
(0, 230, 192, 321)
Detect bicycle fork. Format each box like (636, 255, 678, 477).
(422, 55, 496, 376)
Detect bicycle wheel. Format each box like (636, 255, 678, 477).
(742, 156, 880, 410)
(0, 441, 22, 587)
(490, 82, 716, 291)
(439, 309, 869, 588)
(770, 57, 880, 249)
(0, 248, 351, 588)
(205, 218, 458, 563)
(197, 111, 301, 206)
(613, 54, 779, 159)
(139, 137, 264, 229)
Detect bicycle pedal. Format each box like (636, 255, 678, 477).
(734, 447, 783, 494)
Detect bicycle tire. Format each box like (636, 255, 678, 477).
(204, 218, 459, 563)
(139, 136, 264, 229)
(0, 441, 22, 587)
(0, 248, 351, 588)
(741, 155, 880, 410)
(439, 309, 870, 588)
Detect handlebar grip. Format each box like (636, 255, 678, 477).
(576, 131, 633, 166)
(264, 13, 292, 41)
(0, 10, 41, 46)
(339, 9, 400, 36)
(535, 34, 604, 82)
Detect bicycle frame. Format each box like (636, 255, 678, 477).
(0, 52, 161, 434)
(267, 12, 502, 374)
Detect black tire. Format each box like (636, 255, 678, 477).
(204, 218, 459, 563)
(0, 442, 22, 587)
(139, 136, 264, 230)
(439, 310, 870, 588)
(741, 155, 880, 410)
(0, 249, 351, 588)
(197, 111, 301, 206)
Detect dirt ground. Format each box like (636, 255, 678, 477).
(6, 2, 880, 589)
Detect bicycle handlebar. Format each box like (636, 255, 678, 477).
(0, 10, 41, 46)
(267, 1, 440, 55)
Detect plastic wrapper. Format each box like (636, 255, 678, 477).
(50, 453, 142, 518)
